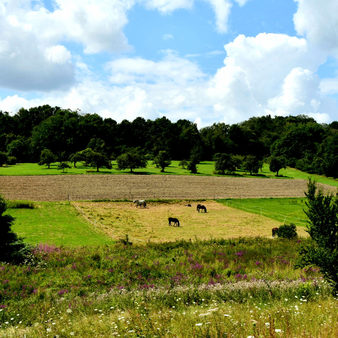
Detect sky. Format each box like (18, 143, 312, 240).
(0, 0, 338, 127)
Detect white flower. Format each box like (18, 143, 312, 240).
(46, 328, 52, 332)
(275, 329, 282, 333)
(195, 323, 203, 326)
(265, 322, 270, 327)
(67, 308, 72, 313)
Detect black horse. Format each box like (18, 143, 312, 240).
(168, 217, 180, 227)
(272, 227, 279, 237)
(197, 204, 207, 213)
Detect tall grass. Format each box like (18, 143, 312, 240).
(1, 238, 336, 336)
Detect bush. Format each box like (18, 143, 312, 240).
(297, 180, 338, 291)
(0, 195, 28, 263)
(276, 223, 297, 239)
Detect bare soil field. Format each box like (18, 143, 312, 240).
(0, 175, 335, 201)
(72, 200, 308, 243)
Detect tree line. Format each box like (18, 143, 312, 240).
(0, 105, 337, 177)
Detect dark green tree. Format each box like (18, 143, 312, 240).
(0, 195, 27, 263)
(269, 155, 287, 176)
(0, 151, 7, 167)
(69, 151, 84, 168)
(242, 155, 263, 175)
(154, 150, 171, 172)
(214, 153, 237, 175)
(58, 162, 71, 173)
(39, 149, 57, 169)
(297, 180, 338, 291)
(117, 149, 147, 173)
(87, 150, 112, 172)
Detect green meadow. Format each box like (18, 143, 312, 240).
(0, 161, 337, 189)
(7, 202, 110, 247)
(220, 197, 308, 227)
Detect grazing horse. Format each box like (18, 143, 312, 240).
(272, 227, 279, 237)
(197, 204, 207, 213)
(168, 217, 180, 227)
(133, 199, 147, 208)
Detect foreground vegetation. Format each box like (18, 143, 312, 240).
(1, 238, 337, 337)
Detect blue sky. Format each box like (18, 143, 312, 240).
(0, 0, 337, 126)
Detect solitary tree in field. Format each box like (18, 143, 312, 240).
(39, 149, 56, 169)
(214, 153, 237, 175)
(297, 180, 338, 291)
(69, 151, 83, 168)
(269, 155, 287, 176)
(242, 155, 262, 175)
(0, 195, 27, 263)
(154, 150, 171, 172)
(117, 149, 147, 173)
(58, 162, 71, 173)
(87, 150, 112, 172)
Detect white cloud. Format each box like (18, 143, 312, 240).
(205, 0, 232, 33)
(234, 0, 249, 6)
(294, 0, 338, 56)
(107, 52, 206, 85)
(0, 8, 74, 91)
(142, 0, 194, 13)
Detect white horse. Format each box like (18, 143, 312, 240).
(133, 199, 147, 208)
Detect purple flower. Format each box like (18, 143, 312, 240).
(235, 251, 244, 257)
(255, 261, 261, 266)
(58, 289, 69, 296)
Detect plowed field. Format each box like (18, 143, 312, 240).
(0, 175, 335, 201)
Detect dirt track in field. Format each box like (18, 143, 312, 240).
(0, 175, 335, 201)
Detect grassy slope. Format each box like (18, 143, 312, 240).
(1, 162, 337, 187)
(219, 198, 308, 227)
(7, 202, 111, 246)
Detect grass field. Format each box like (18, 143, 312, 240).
(7, 202, 110, 246)
(219, 198, 308, 227)
(1, 162, 337, 187)
(7, 200, 309, 247)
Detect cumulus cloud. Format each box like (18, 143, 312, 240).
(107, 52, 206, 85)
(0, 10, 74, 91)
(294, 0, 338, 56)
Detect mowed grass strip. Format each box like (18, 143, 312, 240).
(219, 198, 308, 227)
(8, 202, 111, 246)
(73, 201, 308, 244)
(1, 162, 337, 187)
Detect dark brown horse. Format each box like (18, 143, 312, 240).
(272, 227, 279, 237)
(197, 204, 207, 213)
(168, 217, 180, 227)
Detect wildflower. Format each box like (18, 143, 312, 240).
(66, 309, 72, 314)
(265, 322, 270, 327)
(235, 251, 244, 257)
(275, 329, 282, 333)
(46, 328, 52, 332)
(195, 323, 203, 326)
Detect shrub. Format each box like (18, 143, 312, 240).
(276, 223, 297, 239)
(0, 195, 28, 263)
(297, 180, 338, 291)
